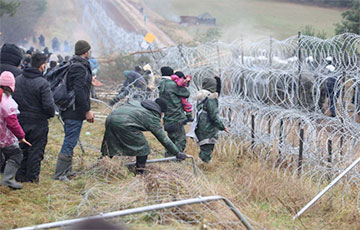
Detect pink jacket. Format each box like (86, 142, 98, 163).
(0, 90, 25, 148)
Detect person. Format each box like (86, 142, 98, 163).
(324, 56, 338, 117)
(101, 98, 186, 174)
(47, 54, 58, 73)
(170, 71, 193, 121)
(0, 71, 31, 189)
(53, 40, 95, 182)
(51, 37, 60, 52)
(0, 43, 23, 77)
(109, 70, 147, 105)
(38, 34, 45, 47)
(187, 76, 229, 163)
(13, 53, 56, 183)
(158, 66, 190, 157)
(89, 56, 100, 99)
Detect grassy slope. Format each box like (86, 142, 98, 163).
(0, 101, 359, 229)
(143, 0, 343, 41)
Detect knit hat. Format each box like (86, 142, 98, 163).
(155, 98, 168, 113)
(202, 77, 217, 93)
(0, 71, 16, 92)
(75, 40, 91, 55)
(0, 43, 23, 66)
(161, 66, 173, 76)
(174, 71, 185, 79)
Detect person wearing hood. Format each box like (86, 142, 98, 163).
(187, 76, 229, 163)
(0, 43, 23, 77)
(158, 66, 190, 157)
(53, 40, 95, 182)
(101, 98, 186, 174)
(12, 53, 56, 183)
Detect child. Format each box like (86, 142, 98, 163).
(171, 71, 193, 121)
(0, 71, 31, 189)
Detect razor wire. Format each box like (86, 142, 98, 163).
(45, 33, 360, 228)
(144, 33, 360, 212)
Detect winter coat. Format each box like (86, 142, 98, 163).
(0, 92, 25, 148)
(158, 76, 190, 125)
(101, 100, 180, 157)
(13, 67, 55, 125)
(123, 70, 147, 90)
(0, 63, 22, 77)
(60, 55, 92, 121)
(195, 90, 225, 145)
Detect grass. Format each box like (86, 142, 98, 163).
(1, 100, 359, 229)
(143, 0, 344, 41)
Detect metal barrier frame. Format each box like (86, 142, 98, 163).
(14, 196, 253, 230)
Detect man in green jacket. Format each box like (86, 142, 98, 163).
(158, 66, 190, 157)
(101, 98, 186, 173)
(189, 76, 229, 163)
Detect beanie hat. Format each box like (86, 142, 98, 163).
(0, 43, 23, 66)
(0, 71, 16, 92)
(174, 71, 185, 79)
(202, 77, 218, 93)
(75, 40, 91, 55)
(161, 66, 173, 76)
(155, 98, 168, 113)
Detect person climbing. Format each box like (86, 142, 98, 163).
(158, 66, 190, 157)
(170, 71, 193, 121)
(109, 69, 147, 105)
(101, 98, 186, 174)
(187, 76, 229, 163)
(0, 71, 31, 189)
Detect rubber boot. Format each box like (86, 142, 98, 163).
(53, 154, 72, 182)
(135, 163, 146, 175)
(1, 160, 23, 189)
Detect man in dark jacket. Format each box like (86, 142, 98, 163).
(54, 40, 95, 182)
(158, 66, 190, 157)
(13, 53, 56, 183)
(0, 43, 23, 77)
(101, 98, 186, 174)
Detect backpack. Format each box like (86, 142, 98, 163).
(45, 61, 77, 111)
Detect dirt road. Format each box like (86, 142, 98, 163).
(112, 0, 176, 47)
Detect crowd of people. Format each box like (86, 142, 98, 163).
(0, 39, 229, 190)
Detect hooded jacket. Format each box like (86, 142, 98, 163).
(60, 55, 92, 121)
(158, 76, 190, 125)
(13, 67, 55, 125)
(195, 90, 225, 144)
(101, 100, 180, 157)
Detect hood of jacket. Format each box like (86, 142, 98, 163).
(196, 89, 218, 102)
(141, 100, 161, 116)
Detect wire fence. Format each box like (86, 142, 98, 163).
(44, 33, 360, 228)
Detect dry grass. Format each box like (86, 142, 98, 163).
(1, 102, 360, 229)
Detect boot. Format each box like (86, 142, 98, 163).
(53, 154, 72, 182)
(1, 160, 23, 189)
(135, 163, 146, 175)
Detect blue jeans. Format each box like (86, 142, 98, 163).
(60, 119, 83, 156)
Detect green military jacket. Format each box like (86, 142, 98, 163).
(101, 100, 180, 157)
(158, 77, 190, 125)
(195, 90, 225, 144)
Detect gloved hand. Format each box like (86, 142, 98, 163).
(176, 152, 187, 161)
